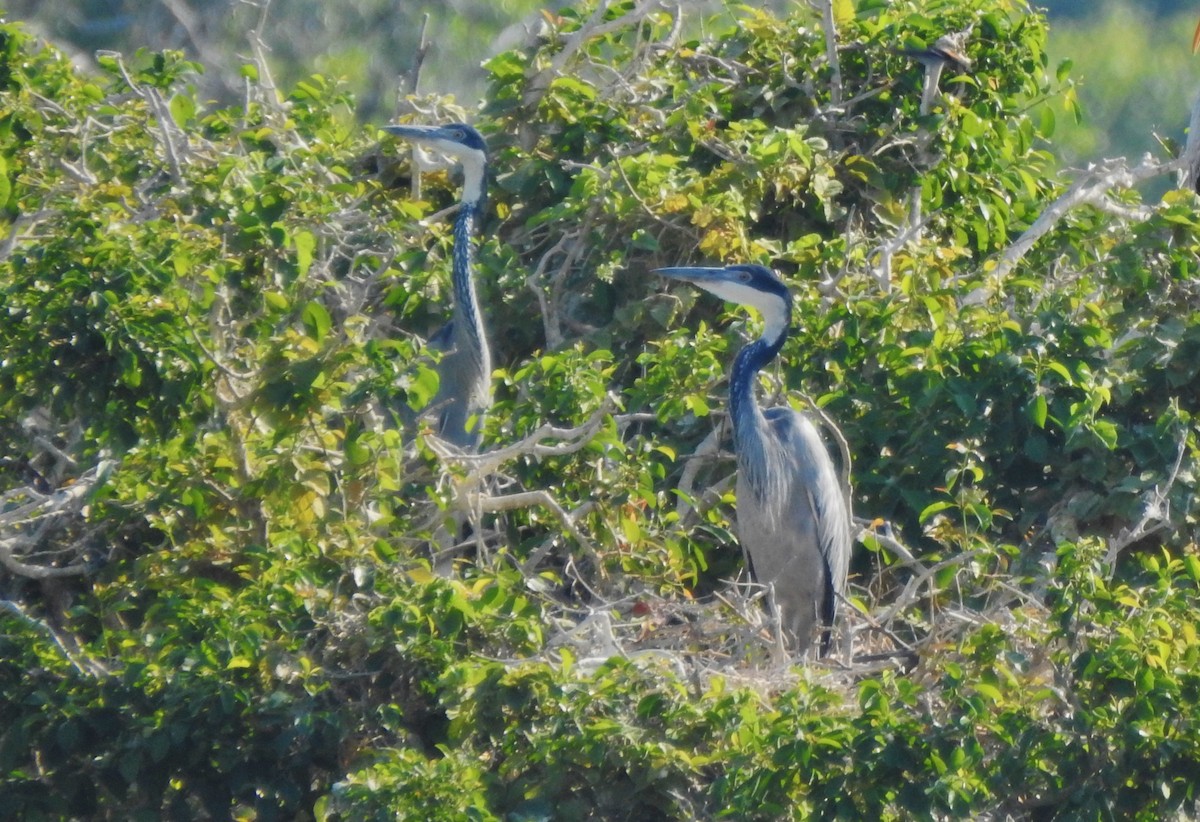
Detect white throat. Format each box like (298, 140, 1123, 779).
(698, 280, 789, 344)
(458, 152, 486, 206)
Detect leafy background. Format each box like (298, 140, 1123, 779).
(1, 0, 1200, 819)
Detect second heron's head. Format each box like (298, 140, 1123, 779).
(655, 264, 792, 342)
(383, 122, 488, 203)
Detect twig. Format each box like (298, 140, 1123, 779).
(0, 459, 117, 581)
(674, 424, 729, 522)
(95, 51, 185, 183)
(423, 399, 617, 564)
(527, 232, 575, 349)
(428, 396, 617, 479)
(854, 517, 916, 564)
(873, 549, 983, 626)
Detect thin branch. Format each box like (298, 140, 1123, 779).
(527, 232, 575, 349)
(869, 189, 927, 293)
(523, 0, 667, 109)
(0, 459, 117, 581)
(1104, 431, 1189, 568)
(988, 156, 1181, 287)
(873, 549, 984, 626)
(428, 396, 617, 479)
(0, 599, 110, 677)
(814, 0, 842, 109)
(674, 424, 729, 522)
(399, 13, 432, 97)
(1179, 91, 1200, 192)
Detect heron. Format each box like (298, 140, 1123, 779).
(655, 263, 852, 656)
(895, 29, 972, 115)
(383, 122, 492, 449)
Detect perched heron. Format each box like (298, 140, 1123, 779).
(383, 122, 492, 449)
(895, 30, 972, 115)
(656, 264, 852, 656)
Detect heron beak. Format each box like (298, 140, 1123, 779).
(653, 266, 729, 285)
(381, 124, 442, 142)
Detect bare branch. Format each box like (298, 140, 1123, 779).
(1180, 91, 1200, 192)
(399, 13, 432, 97)
(987, 156, 1182, 288)
(673, 423, 729, 522)
(523, 0, 668, 109)
(869, 189, 927, 293)
(813, 0, 842, 109)
(0, 459, 117, 581)
(0, 599, 110, 677)
(1104, 431, 1189, 568)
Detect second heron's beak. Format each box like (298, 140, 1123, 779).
(654, 266, 729, 285)
(381, 124, 444, 142)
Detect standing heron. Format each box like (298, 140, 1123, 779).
(383, 122, 492, 449)
(656, 263, 852, 656)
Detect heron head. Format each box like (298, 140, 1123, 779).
(382, 121, 487, 163)
(655, 263, 792, 340)
(384, 121, 488, 205)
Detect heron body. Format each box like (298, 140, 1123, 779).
(656, 264, 851, 655)
(383, 122, 492, 449)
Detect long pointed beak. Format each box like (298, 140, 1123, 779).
(654, 266, 729, 285)
(381, 124, 441, 142)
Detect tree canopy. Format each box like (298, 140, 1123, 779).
(2, 0, 1200, 819)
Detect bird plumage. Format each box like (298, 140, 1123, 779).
(656, 264, 851, 655)
(383, 122, 492, 449)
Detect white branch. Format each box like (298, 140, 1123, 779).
(991, 156, 1183, 284)
(523, 0, 668, 108)
(1104, 432, 1189, 568)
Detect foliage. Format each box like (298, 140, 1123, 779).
(1, 0, 1200, 819)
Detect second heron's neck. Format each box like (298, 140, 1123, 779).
(452, 200, 490, 371)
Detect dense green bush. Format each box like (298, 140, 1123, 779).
(2, 0, 1199, 818)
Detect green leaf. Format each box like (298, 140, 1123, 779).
(1029, 394, 1047, 429)
(918, 500, 955, 524)
(302, 301, 332, 342)
(293, 229, 316, 277)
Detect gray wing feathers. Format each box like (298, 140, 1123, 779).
(737, 407, 851, 652)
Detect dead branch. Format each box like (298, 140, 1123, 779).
(399, 13, 432, 97)
(988, 156, 1183, 286)
(869, 189, 927, 293)
(1104, 430, 1189, 569)
(812, 0, 842, 109)
(0, 599, 110, 677)
(523, 0, 668, 109)
(0, 459, 117, 581)
(1179, 91, 1200, 192)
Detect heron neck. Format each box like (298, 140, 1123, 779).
(452, 200, 490, 374)
(460, 156, 487, 215)
(728, 323, 787, 453)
